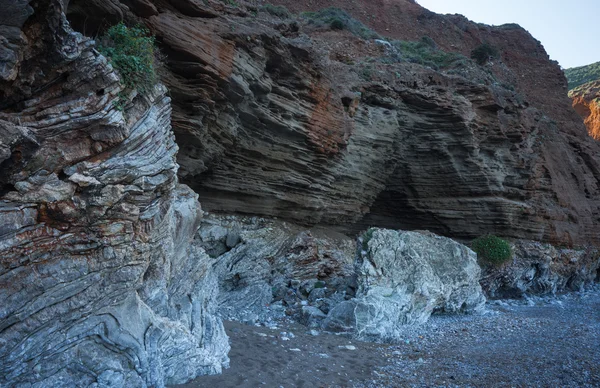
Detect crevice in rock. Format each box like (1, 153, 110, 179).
(65, 0, 120, 37)
(0, 183, 16, 198)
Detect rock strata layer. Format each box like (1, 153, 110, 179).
(0, 1, 228, 386)
(65, 0, 600, 246)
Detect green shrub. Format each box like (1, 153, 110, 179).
(565, 61, 600, 90)
(470, 43, 499, 65)
(330, 17, 345, 30)
(97, 23, 158, 109)
(419, 35, 436, 49)
(261, 4, 291, 18)
(391, 39, 466, 70)
(302, 7, 379, 39)
(471, 235, 512, 266)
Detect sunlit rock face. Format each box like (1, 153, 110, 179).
(0, 1, 229, 386)
(570, 81, 600, 140)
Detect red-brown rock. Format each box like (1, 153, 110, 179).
(570, 81, 600, 140)
(64, 0, 600, 247)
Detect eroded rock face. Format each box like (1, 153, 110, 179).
(64, 0, 600, 246)
(481, 240, 600, 299)
(322, 229, 485, 342)
(570, 81, 600, 140)
(0, 1, 228, 386)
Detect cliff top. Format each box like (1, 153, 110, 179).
(565, 61, 600, 91)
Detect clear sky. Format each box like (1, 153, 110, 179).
(416, 0, 600, 69)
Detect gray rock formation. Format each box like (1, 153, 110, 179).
(481, 240, 600, 299)
(323, 229, 486, 342)
(0, 1, 229, 386)
(197, 215, 355, 324)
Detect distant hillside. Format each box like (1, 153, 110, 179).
(565, 61, 600, 90)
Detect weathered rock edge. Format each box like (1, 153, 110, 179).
(0, 1, 229, 386)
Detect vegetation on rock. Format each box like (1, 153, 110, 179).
(391, 37, 467, 70)
(470, 43, 500, 65)
(565, 61, 600, 90)
(471, 235, 512, 266)
(261, 4, 291, 18)
(97, 23, 158, 109)
(302, 7, 379, 39)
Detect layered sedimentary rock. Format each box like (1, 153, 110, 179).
(323, 229, 486, 341)
(0, 1, 228, 386)
(64, 0, 600, 246)
(570, 81, 600, 140)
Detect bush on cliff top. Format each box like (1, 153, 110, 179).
(261, 4, 291, 18)
(471, 235, 512, 266)
(391, 37, 466, 70)
(302, 7, 379, 39)
(97, 23, 157, 108)
(565, 61, 600, 91)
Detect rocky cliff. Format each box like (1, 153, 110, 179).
(64, 0, 600, 246)
(0, 1, 228, 386)
(2, 0, 600, 386)
(570, 81, 600, 140)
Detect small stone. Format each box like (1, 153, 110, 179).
(339, 345, 356, 350)
(289, 348, 301, 352)
(309, 329, 320, 336)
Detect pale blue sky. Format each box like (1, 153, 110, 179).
(416, 0, 600, 69)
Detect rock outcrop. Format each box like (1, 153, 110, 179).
(197, 215, 356, 325)
(0, 1, 228, 386)
(64, 0, 600, 247)
(2, 0, 600, 384)
(570, 81, 600, 140)
(481, 240, 600, 299)
(198, 218, 486, 341)
(323, 229, 485, 341)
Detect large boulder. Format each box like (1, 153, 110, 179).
(324, 229, 485, 341)
(197, 215, 355, 324)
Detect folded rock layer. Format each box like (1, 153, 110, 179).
(0, 1, 229, 386)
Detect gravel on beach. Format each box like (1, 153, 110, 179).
(177, 287, 600, 388)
